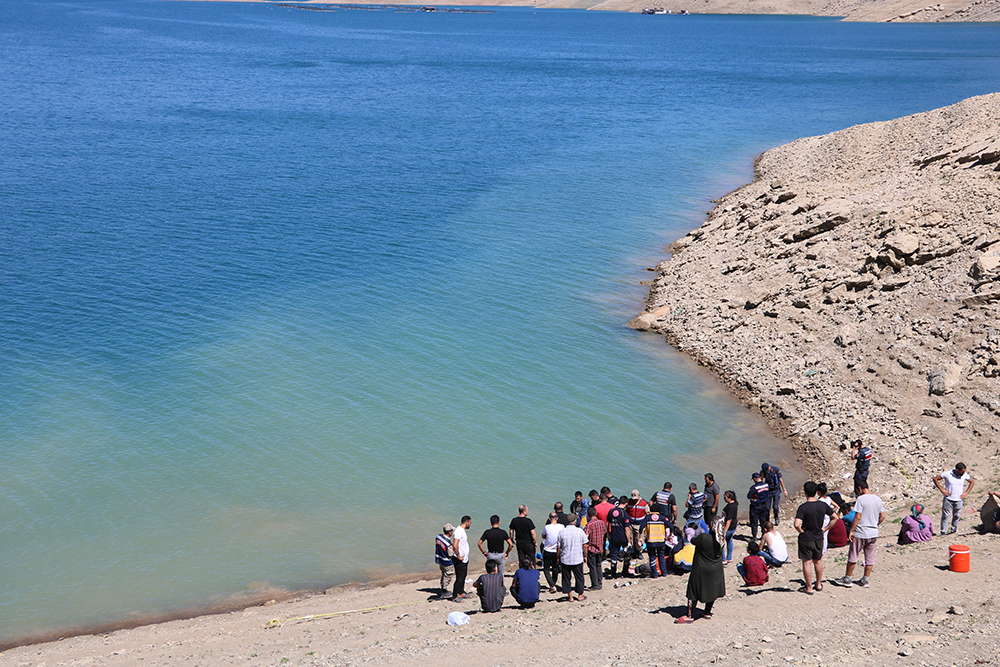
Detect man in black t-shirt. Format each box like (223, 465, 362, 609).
(479, 514, 514, 574)
(509, 505, 537, 568)
(794, 481, 837, 595)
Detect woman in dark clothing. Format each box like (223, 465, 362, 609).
(676, 528, 725, 623)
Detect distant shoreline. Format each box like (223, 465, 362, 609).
(186, 0, 1000, 22)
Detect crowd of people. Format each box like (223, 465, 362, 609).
(432, 444, 980, 621)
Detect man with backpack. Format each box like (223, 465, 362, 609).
(761, 462, 788, 525)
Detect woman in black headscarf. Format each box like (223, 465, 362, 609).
(675, 525, 725, 623)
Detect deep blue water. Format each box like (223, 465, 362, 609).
(1, 0, 998, 642)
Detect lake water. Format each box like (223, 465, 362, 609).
(1, 0, 999, 643)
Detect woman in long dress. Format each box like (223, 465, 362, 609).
(675, 528, 725, 623)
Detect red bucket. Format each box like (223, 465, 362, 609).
(948, 544, 970, 573)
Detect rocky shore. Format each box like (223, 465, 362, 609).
(630, 92, 1000, 509)
(207, 0, 1000, 22)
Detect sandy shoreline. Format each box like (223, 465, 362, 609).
(7, 88, 1000, 665)
(194, 0, 1000, 22)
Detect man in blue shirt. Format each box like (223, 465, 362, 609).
(511, 557, 540, 608)
(748, 472, 771, 541)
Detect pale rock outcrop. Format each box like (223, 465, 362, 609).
(631, 93, 1000, 503)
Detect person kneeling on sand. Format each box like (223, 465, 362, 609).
(759, 521, 788, 568)
(473, 559, 506, 613)
(737, 541, 769, 586)
(511, 557, 540, 608)
(898, 503, 934, 544)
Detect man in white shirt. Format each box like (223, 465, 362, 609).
(450, 515, 472, 602)
(933, 462, 975, 535)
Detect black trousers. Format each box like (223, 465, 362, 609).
(452, 559, 468, 598)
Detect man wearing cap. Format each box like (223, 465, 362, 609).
(747, 473, 770, 541)
(761, 462, 788, 525)
(435, 523, 455, 599)
(625, 489, 649, 564)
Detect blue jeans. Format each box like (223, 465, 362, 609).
(736, 562, 748, 583)
(768, 491, 781, 523)
(725, 529, 736, 561)
(761, 550, 785, 568)
(941, 498, 963, 534)
(647, 544, 666, 577)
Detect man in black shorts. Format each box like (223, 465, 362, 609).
(793, 481, 837, 595)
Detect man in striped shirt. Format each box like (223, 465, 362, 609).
(686, 483, 707, 531)
(473, 559, 506, 613)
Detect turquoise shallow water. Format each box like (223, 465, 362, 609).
(1, 0, 999, 642)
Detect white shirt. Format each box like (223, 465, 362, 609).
(542, 523, 564, 553)
(764, 530, 788, 562)
(454, 525, 469, 563)
(941, 469, 971, 501)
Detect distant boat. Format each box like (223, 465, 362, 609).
(641, 7, 671, 14)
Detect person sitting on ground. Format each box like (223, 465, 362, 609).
(510, 557, 540, 609)
(826, 499, 850, 548)
(672, 527, 695, 574)
(898, 503, 934, 544)
(473, 559, 506, 613)
(737, 541, 769, 586)
(759, 521, 788, 568)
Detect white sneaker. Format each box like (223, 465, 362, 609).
(832, 576, 853, 588)
(858, 576, 870, 588)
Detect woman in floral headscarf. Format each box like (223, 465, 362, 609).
(898, 503, 934, 544)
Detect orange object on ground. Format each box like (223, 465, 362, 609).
(949, 544, 970, 572)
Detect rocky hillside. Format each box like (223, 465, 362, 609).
(630, 93, 1000, 504)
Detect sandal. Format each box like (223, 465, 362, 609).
(797, 586, 814, 595)
(674, 615, 695, 624)
(814, 583, 823, 592)
(701, 613, 713, 620)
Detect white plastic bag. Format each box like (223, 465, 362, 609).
(446, 611, 470, 626)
